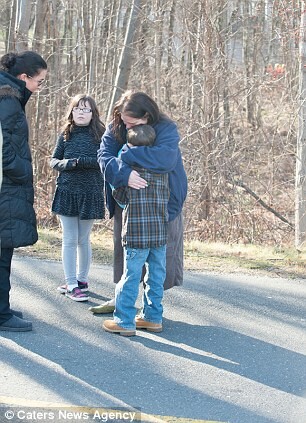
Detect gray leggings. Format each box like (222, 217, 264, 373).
(59, 215, 94, 287)
(113, 204, 184, 290)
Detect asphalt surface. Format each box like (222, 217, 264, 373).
(0, 255, 306, 423)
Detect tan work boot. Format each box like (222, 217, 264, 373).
(135, 317, 162, 333)
(103, 319, 136, 337)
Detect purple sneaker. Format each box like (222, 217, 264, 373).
(77, 281, 89, 292)
(65, 287, 89, 302)
(57, 281, 88, 294)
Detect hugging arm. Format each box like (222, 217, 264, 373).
(97, 125, 132, 188)
(120, 120, 180, 173)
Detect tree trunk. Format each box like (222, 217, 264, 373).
(107, 0, 142, 120)
(32, 0, 48, 52)
(295, 1, 306, 250)
(6, 0, 18, 51)
(16, 0, 32, 51)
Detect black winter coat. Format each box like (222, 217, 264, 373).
(0, 71, 38, 248)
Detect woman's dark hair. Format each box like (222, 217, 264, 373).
(0, 51, 47, 77)
(112, 90, 163, 144)
(62, 94, 106, 143)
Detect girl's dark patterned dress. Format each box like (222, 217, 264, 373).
(51, 125, 105, 220)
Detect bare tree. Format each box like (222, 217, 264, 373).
(0, 0, 300, 242)
(295, 1, 306, 250)
(15, 0, 32, 51)
(6, 0, 18, 51)
(32, 0, 48, 52)
(107, 0, 143, 120)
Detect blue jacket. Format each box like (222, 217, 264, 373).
(97, 117, 187, 221)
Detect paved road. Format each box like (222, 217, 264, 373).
(0, 255, 306, 423)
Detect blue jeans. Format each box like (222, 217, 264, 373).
(114, 245, 166, 330)
(113, 204, 184, 289)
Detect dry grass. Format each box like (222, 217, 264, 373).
(184, 240, 306, 279)
(14, 227, 306, 280)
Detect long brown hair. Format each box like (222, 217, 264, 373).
(112, 90, 164, 144)
(62, 94, 105, 143)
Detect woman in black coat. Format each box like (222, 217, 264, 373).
(0, 51, 47, 332)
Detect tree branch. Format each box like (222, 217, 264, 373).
(230, 179, 294, 230)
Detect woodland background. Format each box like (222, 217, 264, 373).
(0, 0, 303, 246)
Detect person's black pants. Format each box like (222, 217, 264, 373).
(0, 247, 14, 324)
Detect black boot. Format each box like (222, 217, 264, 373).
(0, 315, 32, 332)
(10, 309, 23, 319)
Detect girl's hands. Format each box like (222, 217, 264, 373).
(128, 170, 147, 189)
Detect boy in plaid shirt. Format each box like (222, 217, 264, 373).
(103, 125, 169, 336)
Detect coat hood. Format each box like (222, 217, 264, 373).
(0, 71, 32, 107)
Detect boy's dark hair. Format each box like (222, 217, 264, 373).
(0, 51, 47, 77)
(127, 124, 156, 147)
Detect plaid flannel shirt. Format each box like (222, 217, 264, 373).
(113, 167, 169, 249)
